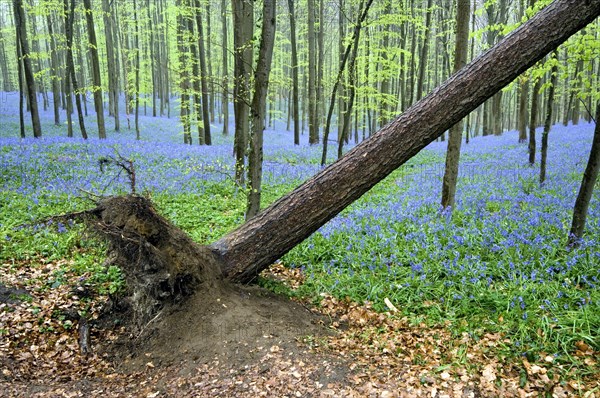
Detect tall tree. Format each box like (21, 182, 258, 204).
(441, 0, 471, 210)
(13, 0, 42, 138)
(176, 0, 192, 144)
(83, 0, 106, 139)
(288, 0, 300, 145)
(307, 0, 318, 144)
(220, 0, 229, 136)
(568, 102, 600, 247)
(194, 0, 211, 145)
(246, 0, 276, 219)
(415, 0, 434, 101)
(232, 0, 253, 183)
(63, 0, 87, 139)
(539, 50, 559, 185)
(102, 0, 120, 131)
(46, 12, 61, 126)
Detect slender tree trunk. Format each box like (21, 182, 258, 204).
(133, 0, 141, 139)
(83, 0, 106, 139)
(321, 0, 374, 165)
(246, 0, 276, 219)
(63, 0, 87, 139)
(539, 50, 558, 185)
(288, 0, 300, 145)
(441, 0, 470, 210)
(518, 75, 529, 143)
(415, 0, 433, 101)
(177, 0, 192, 144)
(568, 102, 600, 247)
(220, 0, 229, 135)
(232, 0, 253, 183)
(13, 0, 42, 138)
(103, 0, 120, 131)
(528, 75, 541, 165)
(46, 14, 61, 126)
(337, 0, 366, 159)
(194, 0, 212, 145)
(307, 0, 318, 144)
(15, 30, 25, 138)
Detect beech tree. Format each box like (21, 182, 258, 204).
(568, 102, 600, 247)
(13, 0, 41, 138)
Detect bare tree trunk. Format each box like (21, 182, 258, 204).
(288, 0, 300, 145)
(415, 0, 433, 101)
(194, 0, 212, 145)
(103, 0, 120, 131)
(13, 0, 42, 138)
(568, 102, 600, 247)
(441, 0, 470, 210)
(46, 13, 61, 126)
(83, 0, 106, 139)
(528, 76, 541, 165)
(246, 0, 276, 219)
(307, 0, 318, 144)
(64, 0, 87, 139)
(220, 0, 229, 136)
(232, 0, 253, 183)
(539, 50, 558, 185)
(177, 0, 192, 144)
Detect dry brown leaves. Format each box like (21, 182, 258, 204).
(1, 260, 598, 397)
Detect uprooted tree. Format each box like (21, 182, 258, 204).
(86, 0, 600, 326)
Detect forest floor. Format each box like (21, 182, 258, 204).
(1, 261, 595, 398)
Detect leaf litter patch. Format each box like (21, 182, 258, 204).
(0, 260, 598, 397)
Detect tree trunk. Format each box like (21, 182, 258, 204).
(288, 0, 300, 146)
(176, 0, 192, 145)
(46, 13, 61, 126)
(133, 0, 141, 140)
(220, 0, 229, 136)
(246, 0, 276, 220)
(232, 0, 253, 183)
(13, 0, 42, 138)
(64, 0, 88, 139)
(307, 0, 318, 144)
(528, 76, 541, 165)
(209, 0, 600, 283)
(415, 0, 433, 101)
(103, 0, 120, 131)
(568, 102, 600, 247)
(83, 0, 107, 139)
(539, 51, 558, 185)
(194, 0, 212, 145)
(440, 0, 470, 210)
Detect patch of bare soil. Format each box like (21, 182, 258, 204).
(115, 281, 336, 373)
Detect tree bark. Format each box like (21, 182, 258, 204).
(64, 0, 88, 139)
(232, 0, 253, 183)
(46, 13, 61, 126)
(194, 0, 212, 145)
(13, 0, 42, 138)
(246, 0, 276, 220)
(288, 0, 300, 146)
(568, 102, 600, 247)
(307, 0, 318, 144)
(539, 51, 558, 185)
(220, 0, 229, 136)
(528, 76, 541, 165)
(83, 0, 107, 139)
(440, 0, 470, 210)
(209, 0, 600, 283)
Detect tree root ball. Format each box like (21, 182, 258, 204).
(92, 195, 222, 327)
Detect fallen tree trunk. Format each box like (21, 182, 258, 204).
(211, 0, 600, 283)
